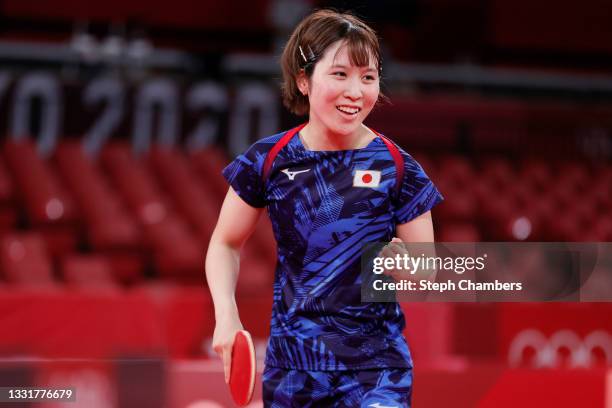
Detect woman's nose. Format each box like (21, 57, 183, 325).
(343, 77, 363, 99)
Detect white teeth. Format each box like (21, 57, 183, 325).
(337, 106, 360, 114)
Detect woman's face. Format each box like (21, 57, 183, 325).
(301, 40, 380, 137)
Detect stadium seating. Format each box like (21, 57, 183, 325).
(54, 141, 144, 283)
(3, 140, 79, 256)
(0, 137, 608, 292)
(0, 132, 609, 372)
(101, 142, 204, 283)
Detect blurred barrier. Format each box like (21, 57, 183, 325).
(0, 285, 213, 358)
(0, 285, 610, 406)
(1, 358, 608, 407)
(417, 364, 609, 408)
(2, 285, 611, 367)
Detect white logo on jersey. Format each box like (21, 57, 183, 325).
(369, 403, 398, 408)
(281, 168, 310, 180)
(353, 170, 381, 188)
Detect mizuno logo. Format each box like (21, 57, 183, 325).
(281, 168, 310, 180)
(369, 403, 398, 408)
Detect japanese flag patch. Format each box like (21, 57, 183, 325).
(353, 170, 381, 188)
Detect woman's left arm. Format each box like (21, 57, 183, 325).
(384, 211, 437, 287)
(395, 211, 434, 243)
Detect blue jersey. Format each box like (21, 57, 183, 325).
(222, 128, 443, 371)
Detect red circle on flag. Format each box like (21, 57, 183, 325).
(362, 173, 372, 183)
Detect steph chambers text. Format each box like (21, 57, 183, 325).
(372, 279, 523, 292)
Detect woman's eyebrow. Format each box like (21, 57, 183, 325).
(329, 64, 378, 72)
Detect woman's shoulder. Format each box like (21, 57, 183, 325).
(232, 133, 284, 164)
(244, 129, 295, 153)
(257, 131, 287, 145)
(370, 130, 417, 162)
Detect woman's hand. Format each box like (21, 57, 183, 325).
(212, 315, 244, 383)
(378, 237, 410, 281)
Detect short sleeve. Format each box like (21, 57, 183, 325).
(393, 151, 444, 225)
(222, 143, 268, 208)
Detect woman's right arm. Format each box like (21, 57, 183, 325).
(205, 186, 264, 383)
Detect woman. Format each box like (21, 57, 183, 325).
(206, 9, 442, 407)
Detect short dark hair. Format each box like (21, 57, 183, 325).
(280, 9, 382, 116)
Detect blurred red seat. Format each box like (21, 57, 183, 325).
(480, 157, 514, 191)
(55, 142, 145, 283)
(189, 146, 276, 269)
(3, 140, 78, 256)
(55, 142, 142, 248)
(0, 156, 14, 205)
(0, 157, 16, 232)
(520, 159, 552, 193)
(543, 210, 582, 241)
(189, 146, 230, 199)
(590, 178, 611, 214)
(62, 255, 120, 291)
(438, 154, 474, 189)
(435, 188, 477, 222)
(505, 182, 536, 210)
(147, 217, 204, 283)
(0, 233, 56, 286)
(438, 223, 481, 242)
(470, 177, 497, 206)
(593, 218, 612, 241)
(410, 152, 436, 181)
(147, 148, 219, 250)
(572, 222, 606, 241)
(3, 141, 78, 225)
(101, 143, 204, 282)
(557, 162, 590, 193)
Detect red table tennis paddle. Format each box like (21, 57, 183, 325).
(229, 330, 256, 406)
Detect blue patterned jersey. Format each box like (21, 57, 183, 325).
(222, 128, 443, 371)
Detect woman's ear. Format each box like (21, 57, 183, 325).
(296, 71, 309, 96)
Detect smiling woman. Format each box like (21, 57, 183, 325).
(205, 8, 443, 408)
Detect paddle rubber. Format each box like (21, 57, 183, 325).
(229, 330, 256, 406)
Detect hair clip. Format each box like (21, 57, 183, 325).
(298, 45, 308, 63)
(298, 45, 316, 67)
(306, 45, 315, 61)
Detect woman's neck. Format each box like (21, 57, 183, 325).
(300, 120, 375, 151)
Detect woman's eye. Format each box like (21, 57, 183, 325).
(333, 72, 346, 77)
(364, 75, 376, 81)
